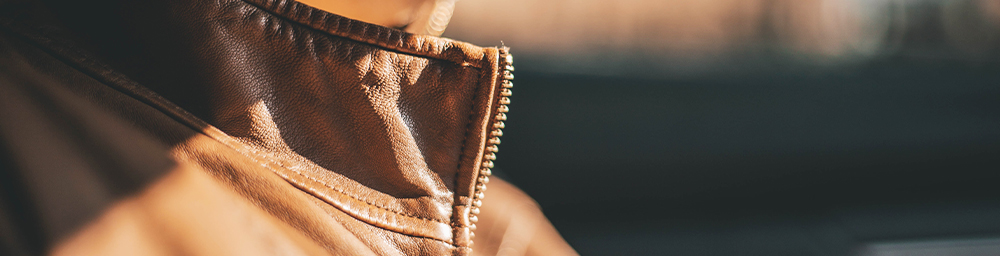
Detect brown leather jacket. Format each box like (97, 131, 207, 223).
(0, 0, 576, 255)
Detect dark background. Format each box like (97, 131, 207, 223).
(499, 61, 1000, 255)
(446, 1, 1000, 255)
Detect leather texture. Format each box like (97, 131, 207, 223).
(0, 0, 576, 255)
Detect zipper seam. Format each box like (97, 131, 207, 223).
(465, 48, 514, 246)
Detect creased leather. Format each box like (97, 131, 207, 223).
(0, 0, 576, 255)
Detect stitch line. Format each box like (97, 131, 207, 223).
(241, 0, 484, 69)
(451, 53, 484, 237)
(271, 154, 451, 223)
(209, 141, 458, 245)
(228, 142, 458, 234)
(448, 50, 497, 252)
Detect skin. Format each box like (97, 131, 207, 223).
(295, 0, 456, 35)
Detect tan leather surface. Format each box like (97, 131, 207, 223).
(0, 0, 576, 255)
(51, 157, 355, 256)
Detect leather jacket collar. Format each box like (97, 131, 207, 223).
(2, 0, 512, 253)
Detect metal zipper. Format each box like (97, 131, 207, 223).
(468, 49, 514, 243)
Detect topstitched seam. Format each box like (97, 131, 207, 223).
(448, 50, 497, 251)
(304, 194, 460, 247)
(240, 0, 485, 69)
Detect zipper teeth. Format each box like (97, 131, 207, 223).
(468, 49, 514, 242)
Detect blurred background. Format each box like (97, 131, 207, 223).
(443, 0, 1000, 255)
